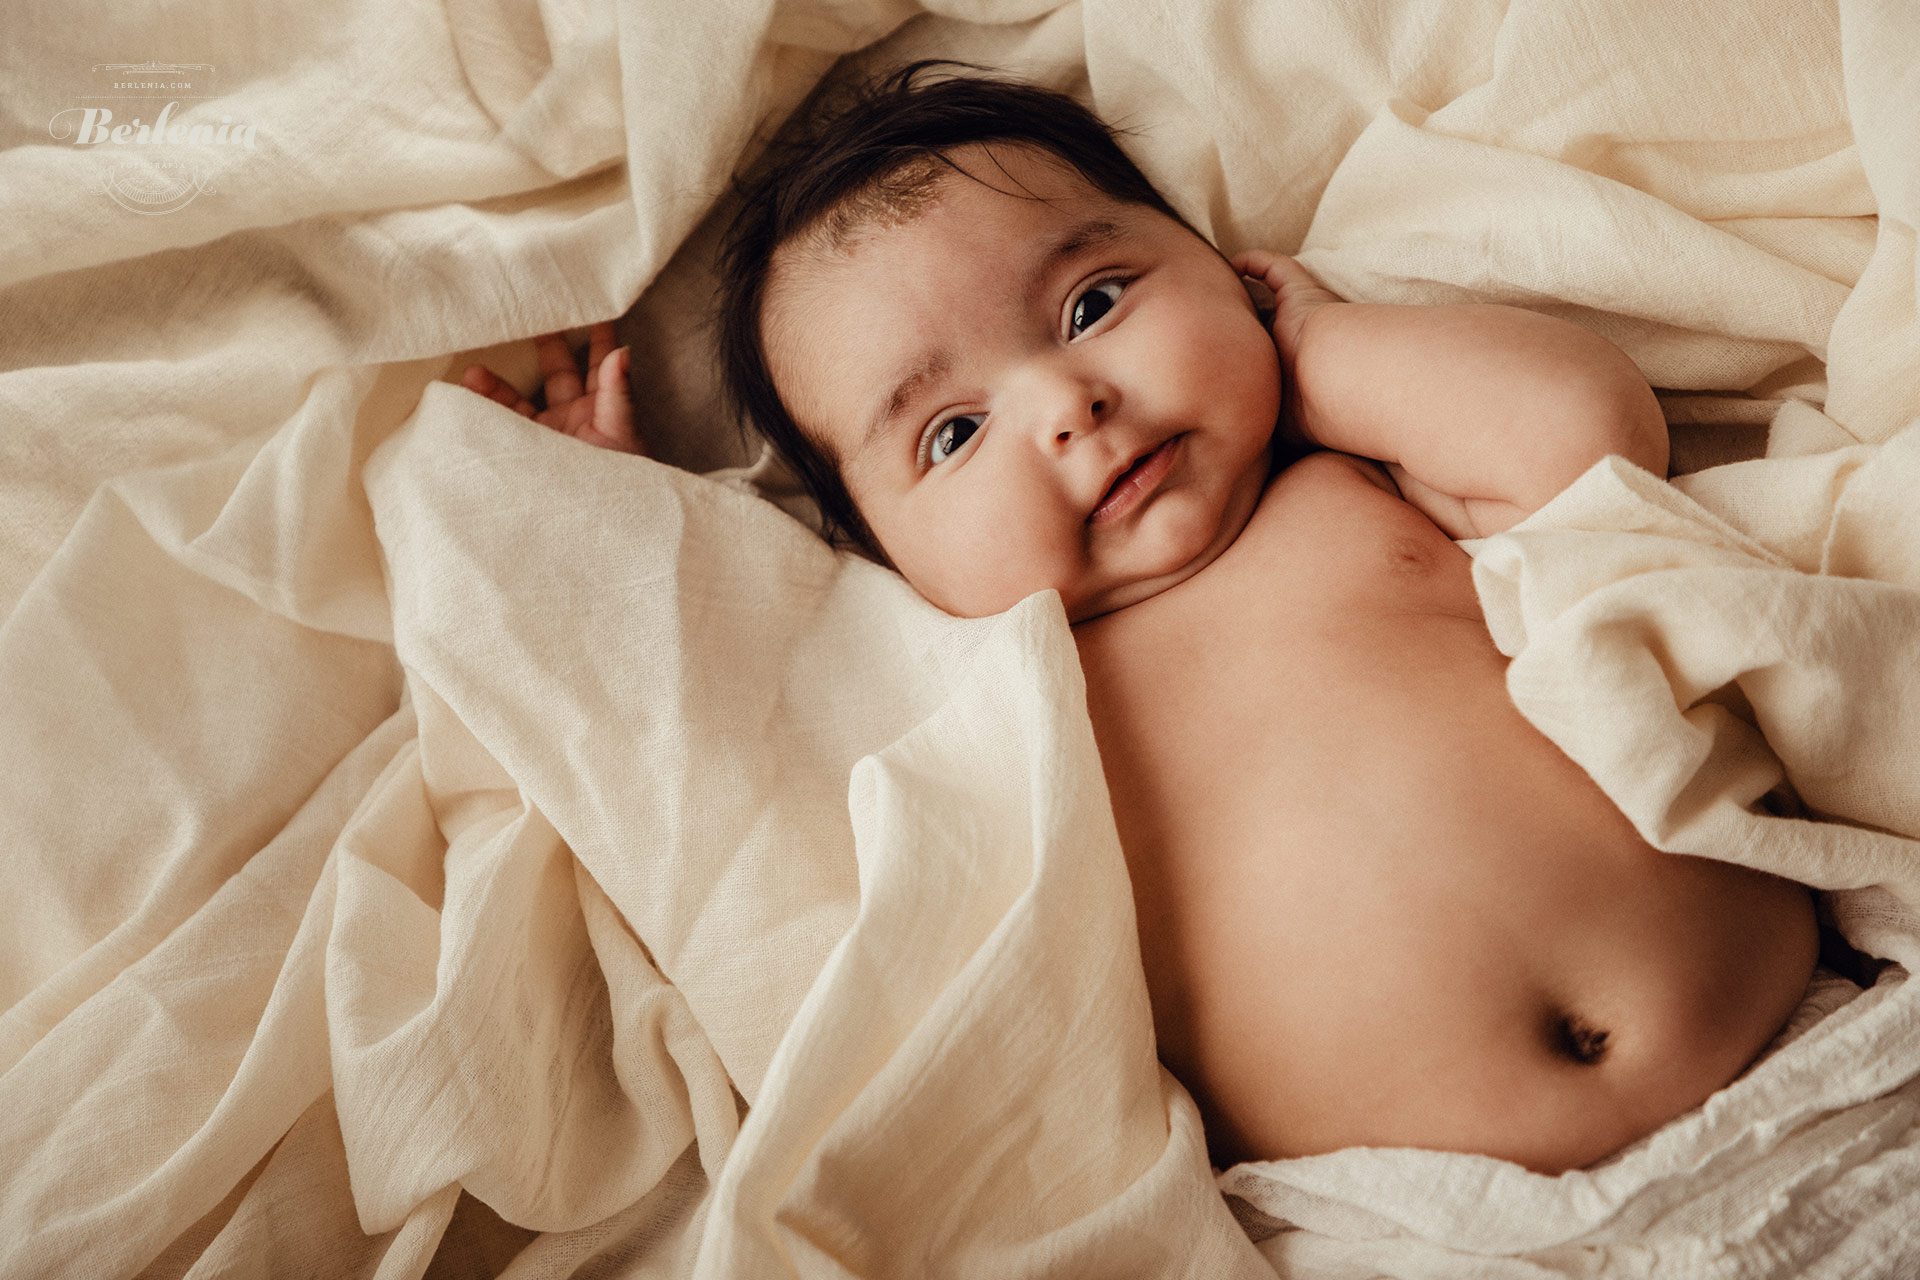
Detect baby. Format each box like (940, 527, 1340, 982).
(463, 65, 1819, 1174)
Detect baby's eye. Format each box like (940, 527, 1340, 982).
(925, 413, 983, 466)
(1069, 279, 1126, 338)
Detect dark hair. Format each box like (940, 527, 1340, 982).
(715, 61, 1191, 558)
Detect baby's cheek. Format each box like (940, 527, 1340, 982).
(908, 546, 1049, 620)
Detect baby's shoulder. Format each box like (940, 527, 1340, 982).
(1268, 448, 1397, 500)
(1220, 448, 1475, 607)
(1237, 449, 1408, 547)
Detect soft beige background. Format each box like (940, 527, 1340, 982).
(4, 0, 1920, 1275)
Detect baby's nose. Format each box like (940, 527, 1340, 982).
(1030, 371, 1117, 448)
(1054, 396, 1109, 444)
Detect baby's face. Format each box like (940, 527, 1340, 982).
(763, 144, 1280, 621)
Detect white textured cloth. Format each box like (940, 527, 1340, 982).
(5, 0, 1920, 1274)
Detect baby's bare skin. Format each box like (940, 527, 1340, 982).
(1076, 451, 1817, 1171)
(480, 143, 1821, 1174)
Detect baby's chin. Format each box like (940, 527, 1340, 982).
(922, 548, 1218, 623)
(1065, 556, 1208, 623)
(1067, 480, 1265, 622)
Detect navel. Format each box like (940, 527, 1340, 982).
(1549, 1011, 1612, 1066)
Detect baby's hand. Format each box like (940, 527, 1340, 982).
(1234, 251, 1344, 454)
(1232, 251, 1342, 368)
(461, 321, 644, 456)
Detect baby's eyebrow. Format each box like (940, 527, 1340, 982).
(863, 350, 955, 453)
(1037, 218, 1122, 277)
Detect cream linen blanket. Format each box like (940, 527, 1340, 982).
(6, 0, 1920, 1275)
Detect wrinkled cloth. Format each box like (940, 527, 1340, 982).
(6, 0, 1920, 1274)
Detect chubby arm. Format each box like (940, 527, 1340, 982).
(1236, 252, 1667, 538)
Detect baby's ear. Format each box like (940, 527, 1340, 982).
(1241, 275, 1277, 324)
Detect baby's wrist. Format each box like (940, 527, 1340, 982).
(1274, 290, 1343, 369)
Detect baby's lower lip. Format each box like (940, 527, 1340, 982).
(1090, 435, 1183, 525)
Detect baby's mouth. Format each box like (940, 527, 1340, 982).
(1090, 435, 1183, 525)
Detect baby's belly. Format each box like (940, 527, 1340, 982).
(1075, 455, 1819, 1173)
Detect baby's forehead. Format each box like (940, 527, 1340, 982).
(779, 143, 1125, 272)
(805, 152, 954, 254)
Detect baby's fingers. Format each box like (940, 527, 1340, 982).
(592, 347, 641, 455)
(461, 364, 537, 417)
(1230, 251, 1342, 360)
(1230, 250, 1326, 296)
(584, 321, 616, 395)
(537, 332, 585, 406)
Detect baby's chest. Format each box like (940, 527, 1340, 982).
(1073, 453, 1520, 856)
(1245, 452, 1486, 628)
(1080, 454, 1486, 699)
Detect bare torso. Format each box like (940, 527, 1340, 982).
(1074, 452, 1818, 1173)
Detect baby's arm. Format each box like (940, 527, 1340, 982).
(461, 321, 644, 456)
(1236, 252, 1666, 538)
